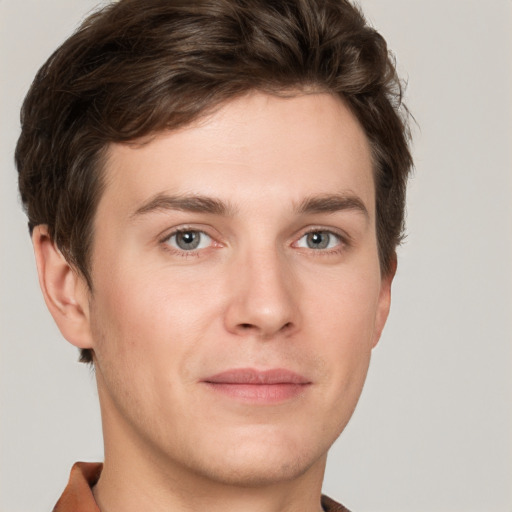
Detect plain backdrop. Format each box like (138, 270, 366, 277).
(1, 1, 511, 511)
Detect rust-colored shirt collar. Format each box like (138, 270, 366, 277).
(53, 462, 102, 512)
(53, 462, 350, 512)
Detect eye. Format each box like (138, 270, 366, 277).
(295, 230, 342, 250)
(166, 230, 212, 251)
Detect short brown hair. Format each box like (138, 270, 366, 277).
(16, 0, 413, 363)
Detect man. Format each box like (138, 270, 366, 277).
(15, 0, 412, 510)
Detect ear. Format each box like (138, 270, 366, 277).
(32, 225, 93, 351)
(372, 255, 397, 348)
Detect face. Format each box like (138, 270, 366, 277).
(85, 92, 392, 487)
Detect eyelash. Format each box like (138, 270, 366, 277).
(159, 226, 349, 258)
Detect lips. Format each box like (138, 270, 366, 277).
(205, 368, 310, 385)
(202, 368, 311, 403)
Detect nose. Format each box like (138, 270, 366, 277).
(224, 247, 301, 339)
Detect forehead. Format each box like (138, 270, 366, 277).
(99, 92, 374, 219)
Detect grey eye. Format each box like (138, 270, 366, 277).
(167, 230, 211, 251)
(297, 231, 341, 250)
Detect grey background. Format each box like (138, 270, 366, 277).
(1, 1, 511, 511)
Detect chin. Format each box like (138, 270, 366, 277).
(197, 453, 319, 488)
(180, 427, 330, 488)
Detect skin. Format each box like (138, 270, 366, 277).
(33, 92, 394, 512)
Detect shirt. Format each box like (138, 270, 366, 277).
(52, 462, 351, 512)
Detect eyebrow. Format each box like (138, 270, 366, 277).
(296, 193, 369, 219)
(131, 193, 236, 219)
(130, 192, 369, 220)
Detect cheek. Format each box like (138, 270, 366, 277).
(306, 264, 381, 346)
(90, 263, 224, 377)
(305, 265, 381, 401)
(88, 272, 196, 429)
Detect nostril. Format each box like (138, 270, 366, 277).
(238, 321, 293, 332)
(281, 322, 292, 331)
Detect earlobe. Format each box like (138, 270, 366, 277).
(32, 225, 93, 350)
(372, 256, 397, 348)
